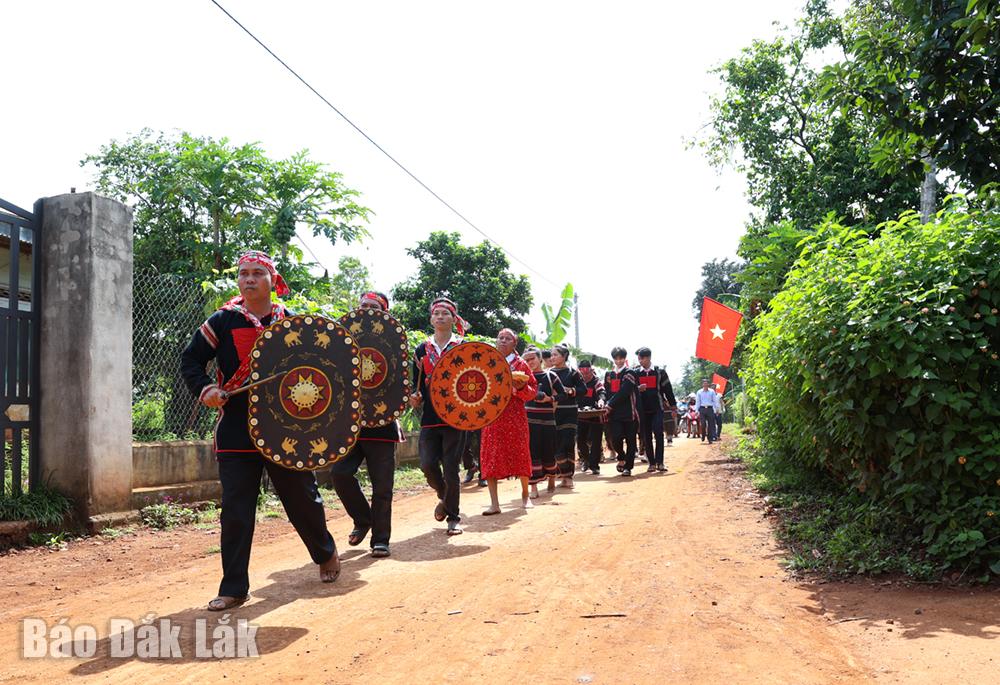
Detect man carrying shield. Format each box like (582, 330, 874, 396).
(181, 251, 340, 612)
(329, 291, 403, 558)
(409, 297, 469, 535)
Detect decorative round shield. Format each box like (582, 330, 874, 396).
(429, 341, 513, 430)
(337, 308, 411, 427)
(247, 316, 362, 471)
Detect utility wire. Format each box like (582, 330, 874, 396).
(293, 234, 325, 269)
(208, 0, 560, 288)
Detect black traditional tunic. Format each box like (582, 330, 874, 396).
(550, 366, 586, 477)
(526, 370, 558, 484)
(181, 304, 290, 455)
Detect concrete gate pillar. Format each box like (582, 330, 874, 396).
(38, 192, 133, 523)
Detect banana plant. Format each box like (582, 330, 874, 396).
(540, 283, 575, 345)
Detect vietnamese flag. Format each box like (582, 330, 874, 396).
(696, 297, 743, 366)
(712, 373, 728, 396)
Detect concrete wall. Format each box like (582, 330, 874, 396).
(131, 434, 421, 507)
(38, 193, 133, 519)
(133, 441, 218, 487)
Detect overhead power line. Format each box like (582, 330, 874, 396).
(208, 0, 560, 288)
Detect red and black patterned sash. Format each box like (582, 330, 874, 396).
(217, 298, 286, 392)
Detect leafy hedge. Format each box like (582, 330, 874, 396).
(747, 198, 1000, 576)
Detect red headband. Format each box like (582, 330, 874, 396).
(237, 250, 290, 296)
(359, 291, 389, 310)
(430, 298, 468, 336)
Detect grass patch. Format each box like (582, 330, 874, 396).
(27, 531, 73, 549)
(318, 464, 429, 505)
(0, 485, 73, 525)
(394, 465, 430, 493)
(101, 525, 137, 539)
(140, 499, 198, 530)
(729, 436, 938, 580)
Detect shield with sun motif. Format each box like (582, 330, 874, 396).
(247, 316, 362, 471)
(337, 308, 411, 428)
(429, 341, 513, 431)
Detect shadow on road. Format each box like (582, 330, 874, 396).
(68, 527, 490, 675)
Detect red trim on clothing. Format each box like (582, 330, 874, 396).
(198, 384, 218, 403)
(199, 321, 219, 348)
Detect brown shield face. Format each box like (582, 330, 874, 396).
(337, 308, 410, 427)
(429, 341, 512, 430)
(247, 316, 361, 471)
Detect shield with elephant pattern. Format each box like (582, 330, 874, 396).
(247, 316, 361, 471)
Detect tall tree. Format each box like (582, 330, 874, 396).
(825, 0, 1000, 190)
(700, 1, 921, 306)
(391, 231, 532, 335)
(327, 256, 373, 308)
(82, 129, 370, 286)
(692, 258, 744, 319)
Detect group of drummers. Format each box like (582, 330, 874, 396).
(181, 250, 682, 612)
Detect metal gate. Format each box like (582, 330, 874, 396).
(0, 197, 41, 496)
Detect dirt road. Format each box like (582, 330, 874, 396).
(1, 437, 997, 683)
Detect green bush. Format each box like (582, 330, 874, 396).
(132, 395, 170, 441)
(747, 198, 1000, 577)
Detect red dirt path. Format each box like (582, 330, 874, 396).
(0, 436, 996, 683)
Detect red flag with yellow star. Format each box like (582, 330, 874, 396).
(711, 373, 728, 396)
(696, 297, 743, 366)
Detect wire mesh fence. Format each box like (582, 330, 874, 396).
(132, 271, 217, 441)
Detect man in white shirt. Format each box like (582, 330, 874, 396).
(694, 379, 718, 444)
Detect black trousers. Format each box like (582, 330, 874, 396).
(217, 452, 335, 598)
(608, 419, 638, 471)
(638, 408, 665, 467)
(462, 430, 481, 474)
(577, 420, 605, 472)
(329, 440, 396, 547)
(419, 426, 467, 523)
(699, 406, 717, 442)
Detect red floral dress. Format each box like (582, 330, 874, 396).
(479, 354, 538, 479)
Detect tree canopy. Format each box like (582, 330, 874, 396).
(391, 231, 533, 335)
(692, 258, 744, 319)
(824, 0, 1000, 189)
(82, 129, 370, 293)
(699, 0, 922, 308)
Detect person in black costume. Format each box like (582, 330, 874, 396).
(633, 347, 678, 473)
(328, 291, 403, 558)
(181, 251, 339, 612)
(603, 347, 640, 477)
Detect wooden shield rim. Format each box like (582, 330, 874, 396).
(337, 308, 411, 428)
(429, 341, 512, 430)
(246, 315, 361, 471)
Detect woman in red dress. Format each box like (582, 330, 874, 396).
(480, 328, 538, 514)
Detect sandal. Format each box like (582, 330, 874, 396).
(319, 554, 341, 583)
(482, 508, 501, 516)
(348, 526, 370, 547)
(434, 500, 446, 522)
(370, 543, 390, 558)
(207, 595, 249, 611)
